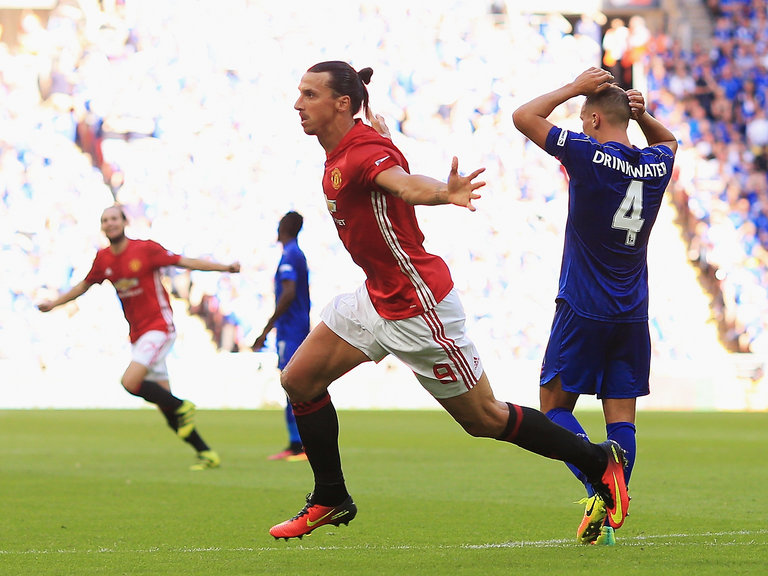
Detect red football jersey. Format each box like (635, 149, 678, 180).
(85, 238, 182, 342)
(322, 120, 453, 320)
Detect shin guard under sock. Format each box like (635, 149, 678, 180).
(292, 392, 348, 505)
(497, 403, 604, 480)
(606, 421, 636, 486)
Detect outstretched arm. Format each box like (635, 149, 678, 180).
(513, 67, 615, 149)
(374, 156, 486, 211)
(626, 89, 678, 154)
(176, 256, 240, 273)
(366, 107, 485, 210)
(38, 280, 92, 312)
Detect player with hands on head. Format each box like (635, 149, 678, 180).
(513, 67, 677, 545)
(267, 60, 629, 541)
(38, 205, 240, 471)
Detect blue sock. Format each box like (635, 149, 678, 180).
(286, 402, 302, 446)
(545, 407, 594, 495)
(606, 421, 636, 487)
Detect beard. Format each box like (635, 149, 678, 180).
(107, 231, 126, 245)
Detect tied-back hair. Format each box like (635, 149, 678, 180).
(281, 211, 304, 237)
(585, 83, 631, 126)
(307, 60, 373, 116)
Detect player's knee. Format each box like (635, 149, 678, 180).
(121, 378, 141, 395)
(280, 369, 321, 403)
(280, 370, 298, 396)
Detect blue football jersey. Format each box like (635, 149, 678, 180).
(274, 239, 310, 340)
(545, 126, 675, 321)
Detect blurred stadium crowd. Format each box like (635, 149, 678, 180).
(651, 0, 768, 355)
(2, 0, 767, 378)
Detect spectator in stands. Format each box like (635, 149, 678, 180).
(746, 106, 768, 152)
(602, 18, 630, 88)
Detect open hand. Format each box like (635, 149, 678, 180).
(446, 156, 486, 211)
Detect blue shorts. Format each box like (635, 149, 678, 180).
(276, 336, 305, 370)
(540, 300, 650, 399)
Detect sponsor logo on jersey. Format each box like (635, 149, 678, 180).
(557, 129, 567, 146)
(324, 194, 345, 226)
(374, 155, 390, 166)
(113, 278, 139, 292)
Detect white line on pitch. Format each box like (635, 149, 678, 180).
(1, 529, 766, 555)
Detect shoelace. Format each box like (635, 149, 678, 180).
(289, 494, 315, 521)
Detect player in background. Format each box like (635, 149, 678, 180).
(267, 60, 630, 541)
(251, 211, 311, 462)
(512, 67, 677, 545)
(38, 205, 240, 470)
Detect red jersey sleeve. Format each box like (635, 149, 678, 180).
(355, 141, 409, 190)
(144, 240, 182, 268)
(84, 250, 107, 285)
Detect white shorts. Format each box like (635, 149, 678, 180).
(131, 330, 176, 382)
(320, 285, 483, 399)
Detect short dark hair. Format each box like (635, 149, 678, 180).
(585, 84, 631, 126)
(307, 61, 373, 116)
(280, 211, 303, 237)
(103, 204, 128, 221)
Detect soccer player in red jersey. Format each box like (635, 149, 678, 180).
(38, 205, 240, 470)
(267, 60, 629, 540)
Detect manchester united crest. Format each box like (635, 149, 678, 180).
(330, 167, 342, 190)
(129, 259, 142, 272)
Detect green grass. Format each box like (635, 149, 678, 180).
(1, 409, 766, 575)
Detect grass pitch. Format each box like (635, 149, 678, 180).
(1, 408, 766, 575)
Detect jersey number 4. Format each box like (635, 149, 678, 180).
(612, 179, 645, 246)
